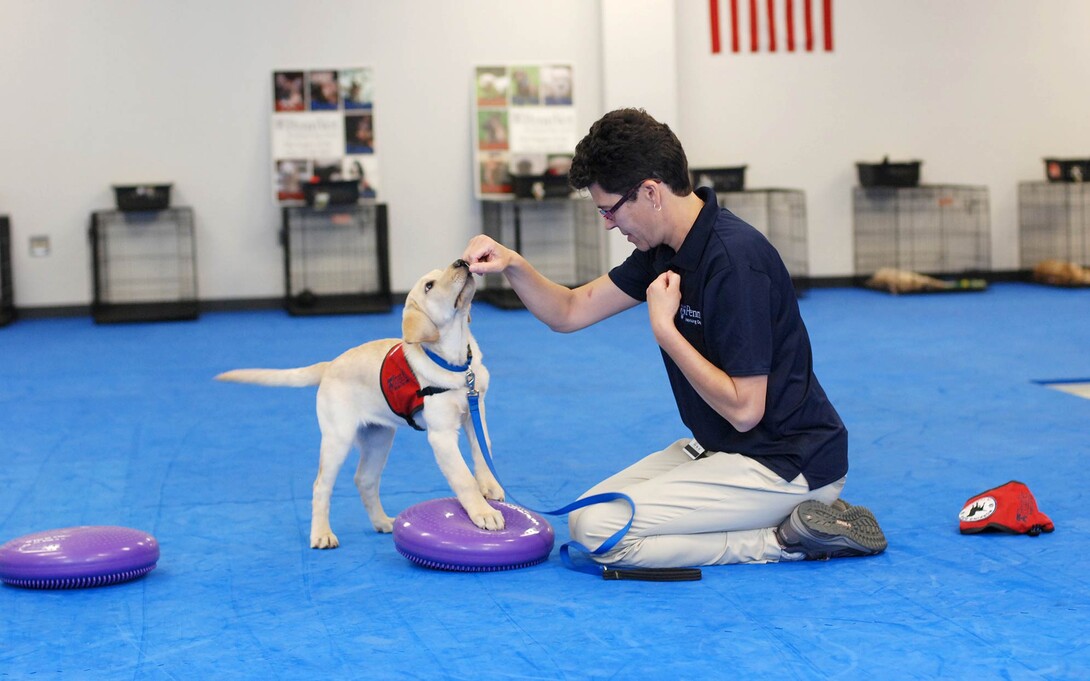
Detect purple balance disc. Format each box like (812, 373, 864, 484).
(0, 525, 159, 589)
(393, 498, 554, 572)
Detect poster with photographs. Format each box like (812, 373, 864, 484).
(473, 64, 576, 198)
(271, 68, 379, 203)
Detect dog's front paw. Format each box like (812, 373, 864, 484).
(372, 516, 394, 533)
(477, 474, 505, 502)
(470, 505, 506, 531)
(311, 531, 340, 549)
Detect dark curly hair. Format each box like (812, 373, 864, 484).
(568, 108, 692, 196)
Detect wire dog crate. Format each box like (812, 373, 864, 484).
(718, 189, 809, 291)
(89, 208, 198, 323)
(1019, 182, 1090, 268)
(853, 186, 991, 277)
(0, 215, 12, 326)
(281, 203, 391, 315)
(479, 198, 606, 308)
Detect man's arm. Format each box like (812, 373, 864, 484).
(646, 271, 768, 432)
(463, 235, 638, 332)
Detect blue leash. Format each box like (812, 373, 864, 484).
(423, 346, 636, 576)
(467, 384, 636, 576)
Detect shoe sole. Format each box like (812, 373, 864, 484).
(794, 500, 888, 556)
(830, 498, 852, 513)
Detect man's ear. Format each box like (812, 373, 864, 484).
(402, 302, 439, 344)
(646, 178, 665, 209)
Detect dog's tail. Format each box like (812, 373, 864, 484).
(215, 362, 329, 387)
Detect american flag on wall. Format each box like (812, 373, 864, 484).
(709, 0, 834, 54)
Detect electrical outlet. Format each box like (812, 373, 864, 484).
(30, 235, 50, 257)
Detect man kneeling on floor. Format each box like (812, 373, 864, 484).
(463, 108, 887, 571)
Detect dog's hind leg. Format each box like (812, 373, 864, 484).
(354, 424, 396, 533)
(311, 432, 354, 549)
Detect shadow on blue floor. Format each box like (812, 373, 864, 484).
(1, 283, 1087, 679)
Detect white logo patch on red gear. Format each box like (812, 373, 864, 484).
(959, 496, 996, 522)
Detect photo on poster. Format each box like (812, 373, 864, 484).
(510, 66, 541, 106)
(547, 153, 573, 175)
(508, 152, 547, 177)
(343, 155, 379, 198)
(275, 159, 309, 201)
(309, 70, 340, 110)
(345, 112, 374, 154)
(311, 158, 343, 182)
(542, 65, 573, 105)
(478, 110, 509, 150)
(273, 71, 305, 112)
(340, 68, 373, 110)
(480, 151, 512, 195)
(476, 66, 509, 106)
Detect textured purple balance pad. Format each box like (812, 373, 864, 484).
(0, 525, 159, 589)
(393, 498, 554, 572)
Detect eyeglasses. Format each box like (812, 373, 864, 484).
(598, 180, 646, 221)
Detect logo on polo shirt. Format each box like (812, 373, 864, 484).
(679, 304, 702, 326)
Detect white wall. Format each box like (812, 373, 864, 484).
(675, 0, 1090, 275)
(600, 0, 678, 266)
(0, 0, 602, 308)
(3, 0, 1089, 309)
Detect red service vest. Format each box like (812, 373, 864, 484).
(380, 344, 427, 430)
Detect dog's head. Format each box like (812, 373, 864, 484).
(402, 259, 476, 344)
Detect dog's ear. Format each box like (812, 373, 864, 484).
(403, 302, 440, 344)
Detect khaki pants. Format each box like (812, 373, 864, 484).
(568, 438, 846, 568)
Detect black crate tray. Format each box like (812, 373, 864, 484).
(476, 288, 525, 310)
(92, 301, 199, 324)
(285, 291, 392, 316)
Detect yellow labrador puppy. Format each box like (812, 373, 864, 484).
(216, 259, 505, 548)
(1033, 259, 1090, 286)
(866, 267, 950, 294)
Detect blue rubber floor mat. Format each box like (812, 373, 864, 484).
(0, 283, 1087, 679)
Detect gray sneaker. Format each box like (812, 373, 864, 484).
(776, 500, 888, 560)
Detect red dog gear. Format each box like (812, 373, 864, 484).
(380, 344, 427, 431)
(958, 480, 1054, 536)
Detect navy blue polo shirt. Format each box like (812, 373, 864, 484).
(608, 187, 847, 490)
